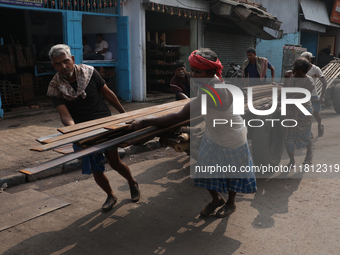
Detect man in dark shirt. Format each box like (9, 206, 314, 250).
(320, 45, 331, 55)
(47, 44, 140, 212)
(242, 47, 275, 86)
(170, 60, 193, 100)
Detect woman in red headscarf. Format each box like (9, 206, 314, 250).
(128, 48, 256, 218)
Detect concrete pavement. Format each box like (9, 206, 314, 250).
(1, 154, 340, 255)
(1, 99, 340, 254)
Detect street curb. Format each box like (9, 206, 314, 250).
(2, 140, 162, 188)
(0, 173, 26, 187)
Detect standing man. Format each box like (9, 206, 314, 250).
(83, 33, 109, 60)
(242, 47, 275, 86)
(170, 60, 193, 100)
(47, 44, 140, 212)
(301, 51, 327, 137)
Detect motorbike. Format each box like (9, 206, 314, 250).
(224, 63, 243, 87)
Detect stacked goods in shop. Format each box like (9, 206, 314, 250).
(0, 46, 16, 74)
(6, 45, 17, 74)
(0, 81, 13, 106)
(19, 73, 35, 102)
(33, 77, 47, 97)
(0, 81, 24, 106)
(11, 84, 23, 105)
(23, 47, 36, 66)
(14, 43, 27, 67)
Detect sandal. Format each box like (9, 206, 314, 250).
(215, 203, 236, 218)
(102, 196, 118, 212)
(130, 182, 141, 202)
(200, 198, 226, 217)
(303, 156, 313, 165)
(318, 125, 324, 137)
(287, 162, 295, 170)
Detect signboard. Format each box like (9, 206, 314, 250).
(0, 0, 43, 8)
(330, 0, 340, 24)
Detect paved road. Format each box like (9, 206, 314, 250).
(0, 106, 340, 254)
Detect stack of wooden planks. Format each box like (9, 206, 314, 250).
(316, 59, 340, 95)
(243, 84, 282, 114)
(21, 84, 281, 177)
(22, 99, 194, 177)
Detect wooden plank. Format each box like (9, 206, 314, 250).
(76, 131, 125, 146)
(57, 99, 189, 134)
(42, 102, 187, 144)
(53, 144, 74, 154)
(36, 133, 63, 143)
(21, 127, 159, 175)
(30, 128, 110, 152)
(104, 105, 185, 130)
(23, 117, 202, 176)
(117, 117, 203, 148)
(34, 105, 185, 151)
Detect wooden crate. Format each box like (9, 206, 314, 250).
(11, 84, 23, 105)
(18, 73, 35, 102)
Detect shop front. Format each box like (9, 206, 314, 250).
(0, 0, 131, 116)
(299, 0, 340, 68)
(142, 1, 208, 94)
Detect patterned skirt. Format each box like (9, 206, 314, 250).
(284, 106, 313, 153)
(194, 135, 257, 194)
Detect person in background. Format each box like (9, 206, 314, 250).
(47, 44, 140, 212)
(284, 58, 314, 167)
(242, 47, 275, 86)
(83, 33, 109, 60)
(170, 60, 193, 100)
(82, 37, 91, 54)
(301, 52, 327, 137)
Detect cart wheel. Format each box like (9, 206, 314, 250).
(332, 84, 340, 114)
(251, 111, 284, 166)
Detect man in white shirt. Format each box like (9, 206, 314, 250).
(301, 52, 327, 137)
(83, 33, 109, 60)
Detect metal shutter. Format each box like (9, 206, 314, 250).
(204, 31, 255, 74)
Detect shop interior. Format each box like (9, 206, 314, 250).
(0, 8, 117, 114)
(145, 9, 191, 94)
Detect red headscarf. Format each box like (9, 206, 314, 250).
(188, 50, 224, 81)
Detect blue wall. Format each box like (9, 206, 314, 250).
(256, 32, 300, 79)
(300, 32, 318, 57)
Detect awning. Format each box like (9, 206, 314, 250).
(210, 0, 283, 40)
(300, 20, 326, 33)
(300, 0, 340, 28)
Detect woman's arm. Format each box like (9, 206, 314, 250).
(128, 97, 201, 130)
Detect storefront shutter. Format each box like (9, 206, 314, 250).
(204, 31, 255, 75)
